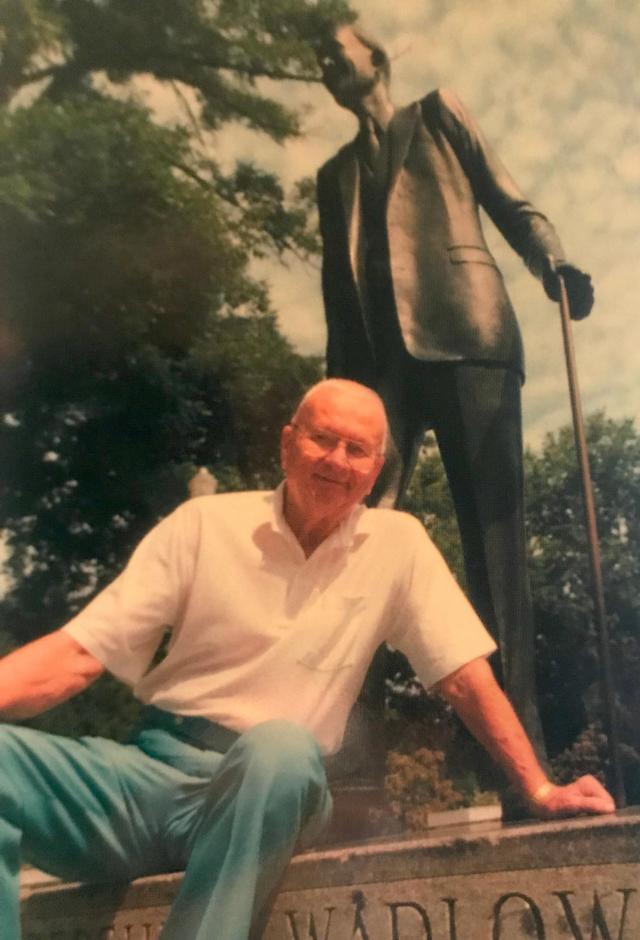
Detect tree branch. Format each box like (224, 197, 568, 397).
(20, 50, 323, 93)
(173, 160, 226, 196)
(170, 80, 207, 147)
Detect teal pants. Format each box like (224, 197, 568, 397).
(0, 719, 332, 940)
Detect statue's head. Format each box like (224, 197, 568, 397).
(314, 22, 391, 109)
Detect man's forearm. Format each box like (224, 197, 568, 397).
(435, 657, 547, 801)
(435, 657, 615, 817)
(0, 629, 104, 720)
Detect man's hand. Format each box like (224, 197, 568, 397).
(543, 258, 594, 320)
(527, 775, 615, 820)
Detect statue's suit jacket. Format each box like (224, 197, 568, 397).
(317, 88, 566, 384)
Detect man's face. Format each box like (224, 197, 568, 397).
(281, 385, 386, 527)
(316, 26, 379, 108)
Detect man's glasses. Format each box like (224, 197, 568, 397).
(291, 424, 381, 466)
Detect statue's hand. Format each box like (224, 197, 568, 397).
(543, 258, 594, 320)
(528, 775, 615, 819)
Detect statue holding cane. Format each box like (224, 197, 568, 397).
(314, 21, 595, 755)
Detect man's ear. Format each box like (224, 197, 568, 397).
(280, 424, 293, 471)
(365, 453, 385, 495)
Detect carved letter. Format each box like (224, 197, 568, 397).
(352, 890, 371, 940)
(441, 897, 458, 940)
(284, 908, 335, 940)
(554, 889, 637, 940)
(387, 902, 433, 940)
(493, 893, 545, 940)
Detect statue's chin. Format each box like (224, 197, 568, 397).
(327, 73, 378, 109)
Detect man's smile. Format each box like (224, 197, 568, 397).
(312, 472, 349, 488)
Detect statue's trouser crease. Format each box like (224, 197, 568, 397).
(372, 359, 546, 755)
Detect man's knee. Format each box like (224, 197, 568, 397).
(229, 721, 330, 841)
(230, 720, 327, 802)
(237, 720, 322, 773)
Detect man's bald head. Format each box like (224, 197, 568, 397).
(291, 379, 388, 450)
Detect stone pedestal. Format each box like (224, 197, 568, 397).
(20, 810, 640, 939)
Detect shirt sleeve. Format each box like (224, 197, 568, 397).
(386, 515, 497, 689)
(63, 503, 198, 686)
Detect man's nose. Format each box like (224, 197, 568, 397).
(323, 440, 351, 470)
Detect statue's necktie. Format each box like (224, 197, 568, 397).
(361, 116, 382, 172)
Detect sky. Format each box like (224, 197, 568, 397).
(176, 0, 639, 451)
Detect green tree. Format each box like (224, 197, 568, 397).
(0, 0, 347, 291)
(525, 413, 640, 799)
(0, 0, 349, 110)
(0, 1, 352, 739)
(0, 0, 350, 261)
(0, 0, 355, 645)
(0, 92, 319, 641)
(0, 0, 358, 652)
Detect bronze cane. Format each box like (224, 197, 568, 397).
(557, 274, 625, 807)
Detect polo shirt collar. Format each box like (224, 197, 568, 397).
(271, 482, 366, 553)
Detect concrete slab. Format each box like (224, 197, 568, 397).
(20, 810, 640, 939)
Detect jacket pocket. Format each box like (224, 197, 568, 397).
(447, 245, 498, 268)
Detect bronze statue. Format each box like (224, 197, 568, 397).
(315, 22, 594, 752)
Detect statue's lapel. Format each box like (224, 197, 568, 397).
(332, 103, 419, 284)
(388, 102, 420, 194)
(337, 144, 361, 285)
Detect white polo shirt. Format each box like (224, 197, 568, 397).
(64, 487, 496, 754)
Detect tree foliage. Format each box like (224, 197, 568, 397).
(0, 0, 350, 250)
(0, 91, 321, 640)
(0, 0, 353, 655)
(0, 1, 348, 737)
(525, 413, 640, 799)
(385, 748, 494, 826)
(0, 0, 352, 111)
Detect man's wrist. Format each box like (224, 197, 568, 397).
(527, 780, 557, 805)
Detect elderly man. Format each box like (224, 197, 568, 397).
(0, 380, 612, 940)
(314, 23, 595, 752)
